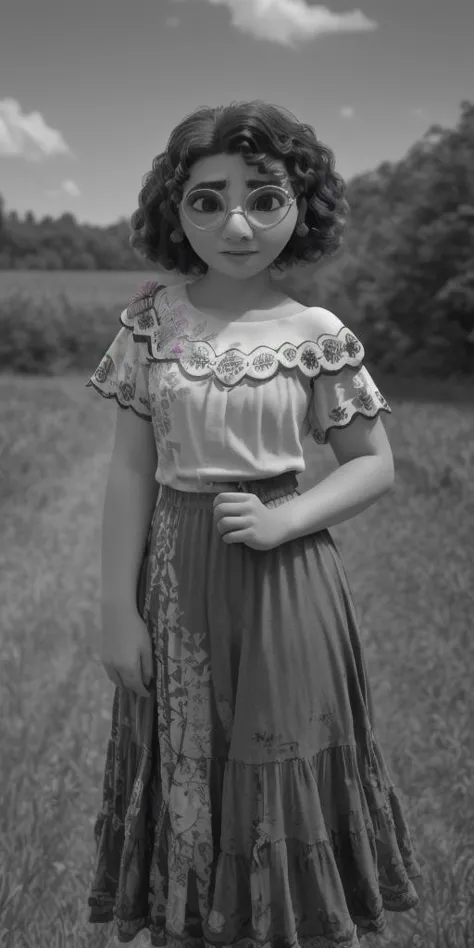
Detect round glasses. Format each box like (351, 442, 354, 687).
(180, 185, 296, 232)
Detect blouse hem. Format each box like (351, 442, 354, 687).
(85, 378, 152, 423)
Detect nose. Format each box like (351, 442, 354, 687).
(221, 208, 254, 239)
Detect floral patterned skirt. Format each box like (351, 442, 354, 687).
(88, 471, 423, 948)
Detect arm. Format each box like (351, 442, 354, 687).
(279, 414, 395, 543)
(101, 406, 160, 611)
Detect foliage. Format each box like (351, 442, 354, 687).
(280, 100, 474, 377)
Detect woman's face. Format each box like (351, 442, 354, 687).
(178, 152, 299, 278)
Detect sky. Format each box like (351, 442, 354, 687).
(1, 0, 473, 228)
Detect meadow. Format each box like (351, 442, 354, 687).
(0, 270, 473, 948)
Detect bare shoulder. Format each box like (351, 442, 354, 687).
(271, 292, 345, 328)
(302, 305, 346, 335)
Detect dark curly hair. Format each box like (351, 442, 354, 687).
(130, 100, 349, 275)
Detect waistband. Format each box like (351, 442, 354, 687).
(158, 471, 300, 508)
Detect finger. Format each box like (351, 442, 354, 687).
(217, 517, 249, 535)
(140, 655, 154, 693)
(213, 502, 249, 521)
(221, 530, 246, 544)
(213, 493, 250, 508)
(105, 667, 123, 690)
(121, 677, 151, 699)
(137, 684, 153, 698)
(104, 667, 149, 699)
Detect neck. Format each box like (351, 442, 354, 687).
(193, 268, 274, 309)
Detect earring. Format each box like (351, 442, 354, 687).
(295, 196, 309, 237)
(295, 221, 309, 237)
(170, 228, 184, 243)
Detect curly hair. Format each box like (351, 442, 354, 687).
(130, 100, 349, 275)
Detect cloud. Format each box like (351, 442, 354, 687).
(0, 98, 72, 161)
(46, 180, 81, 199)
(165, 15, 180, 27)
(60, 180, 80, 197)
(172, 0, 378, 46)
(340, 106, 355, 119)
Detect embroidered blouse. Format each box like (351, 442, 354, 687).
(85, 280, 391, 492)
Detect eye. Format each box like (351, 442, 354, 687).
(186, 190, 222, 214)
(249, 188, 288, 212)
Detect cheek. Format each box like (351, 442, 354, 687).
(263, 215, 297, 254)
(179, 213, 213, 254)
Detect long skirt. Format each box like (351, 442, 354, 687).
(87, 471, 423, 948)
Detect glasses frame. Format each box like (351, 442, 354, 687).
(179, 185, 297, 232)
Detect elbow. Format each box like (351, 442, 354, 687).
(358, 451, 395, 496)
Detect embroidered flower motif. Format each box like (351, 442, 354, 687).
(126, 284, 163, 324)
(252, 730, 278, 753)
(251, 350, 277, 373)
(215, 350, 249, 382)
(94, 354, 113, 384)
(329, 405, 350, 424)
(119, 379, 136, 403)
(321, 338, 345, 364)
(300, 345, 320, 372)
(187, 345, 212, 371)
(281, 344, 297, 362)
(137, 307, 157, 331)
(353, 387, 376, 412)
(127, 280, 162, 308)
(344, 333, 363, 358)
(93, 354, 140, 405)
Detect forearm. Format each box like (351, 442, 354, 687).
(280, 456, 395, 543)
(101, 463, 160, 610)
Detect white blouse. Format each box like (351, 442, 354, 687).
(85, 281, 391, 492)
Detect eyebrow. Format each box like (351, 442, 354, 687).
(187, 177, 285, 192)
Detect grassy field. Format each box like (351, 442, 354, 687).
(1, 271, 473, 948)
(0, 269, 156, 307)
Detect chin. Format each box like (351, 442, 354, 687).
(211, 256, 270, 275)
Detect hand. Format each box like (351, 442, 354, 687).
(213, 492, 287, 551)
(100, 603, 154, 699)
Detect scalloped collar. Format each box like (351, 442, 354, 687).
(124, 280, 365, 387)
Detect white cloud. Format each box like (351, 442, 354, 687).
(60, 180, 80, 197)
(340, 106, 355, 119)
(46, 180, 81, 199)
(0, 98, 72, 161)
(172, 0, 378, 46)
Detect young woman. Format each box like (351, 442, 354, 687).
(86, 100, 423, 948)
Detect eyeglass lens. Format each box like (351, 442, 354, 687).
(182, 185, 292, 230)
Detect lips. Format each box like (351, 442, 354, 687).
(221, 251, 257, 255)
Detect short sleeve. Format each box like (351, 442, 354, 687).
(85, 294, 154, 422)
(305, 316, 392, 445)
